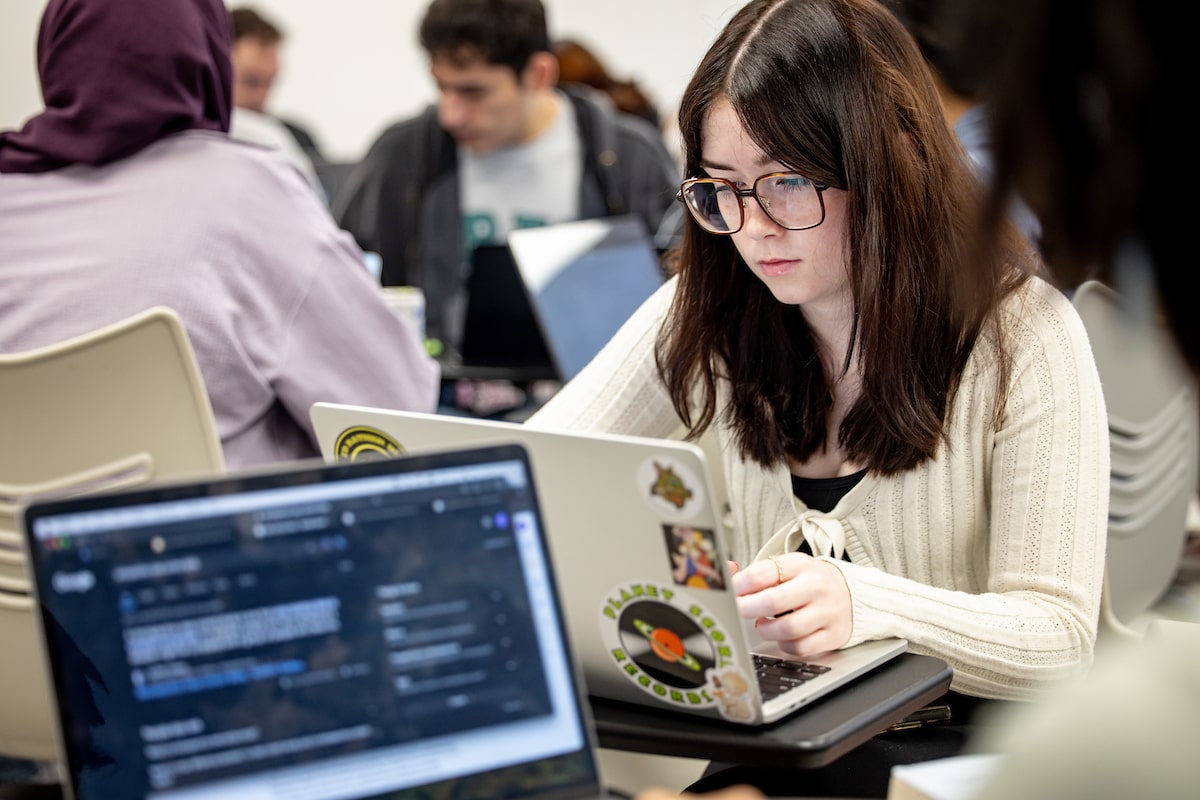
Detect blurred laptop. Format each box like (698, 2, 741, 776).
(507, 215, 665, 382)
(310, 402, 908, 726)
(21, 445, 612, 799)
(457, 244, 557, 379)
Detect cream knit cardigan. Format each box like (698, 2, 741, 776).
(528, 275, 1109, 700)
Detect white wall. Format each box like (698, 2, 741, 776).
(0, 1, 45, 133)
(0, 0, 743, 163)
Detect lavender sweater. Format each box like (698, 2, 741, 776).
(0, 131, 440, 468)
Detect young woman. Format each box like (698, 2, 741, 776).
(530, 0, 1107, 735)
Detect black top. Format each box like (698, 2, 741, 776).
(791, 468, 867, 513)
(790, 469, 866, 559)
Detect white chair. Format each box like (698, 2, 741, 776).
(1072, 280, 1200, 642)
(0, 307, 225, 764)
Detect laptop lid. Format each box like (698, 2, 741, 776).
(310, 404, 907, 726)
(506, 216, 665, 382)
(459, 245, 556, 376)
(21, 445, 604, 800)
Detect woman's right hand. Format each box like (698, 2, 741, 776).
(732, 552, 853, 656)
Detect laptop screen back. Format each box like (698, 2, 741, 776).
(507, 216, 665, 381)
(22, 446, 600, 800)
(459, 245, 556, 375)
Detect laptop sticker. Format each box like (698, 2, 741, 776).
(332, 425, 403, 462)
(665, 524, 725, 590)
(600, 581, 751, 720)
(709, 665, 757, 723)
(639, 456, 705, 521)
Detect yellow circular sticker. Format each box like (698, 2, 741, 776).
(333, 426, 403, 463)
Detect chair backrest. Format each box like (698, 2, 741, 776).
(0, 306, 225, 762)
(1072, 280, 1200, 640)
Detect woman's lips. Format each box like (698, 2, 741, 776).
(758, 258, 797, 277)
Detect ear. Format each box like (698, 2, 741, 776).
(521, 51, 560, 91)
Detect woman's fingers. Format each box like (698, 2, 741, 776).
(731, 554, 853, 654)
(731, 553, 791, 597)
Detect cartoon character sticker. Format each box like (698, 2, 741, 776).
(708, 665, 756, 723)
(665, 525, 725, 590)
(333, 426, 403, 463)
(637, 456, 705, 522)
(599, 581, 755, 722)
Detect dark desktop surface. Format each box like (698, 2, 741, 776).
(591, 652, 954, 768)
(437, 348, 559, 383)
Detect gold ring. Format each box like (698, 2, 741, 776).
(769, 555, 785, 585)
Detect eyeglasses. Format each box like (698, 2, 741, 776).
(677, 172, 830, 235)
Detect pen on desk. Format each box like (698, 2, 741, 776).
(883, 703, 952, 732)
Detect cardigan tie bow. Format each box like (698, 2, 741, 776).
(772, 510, 847, 561)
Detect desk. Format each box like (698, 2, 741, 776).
(438, 359, 558, 383)
(436, 353, 561, 420)
(590, 652, 952, 769)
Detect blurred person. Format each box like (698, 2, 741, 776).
(0, 0, 440, 470)
(939, 2, 1200, 797)
(555, 38, 661, 128)
(529, 0, 1108, 795)
(227, 6, 323, 194)
(229, 100, 322, 193)
(966, 0, 1195, 374)
(333, 0, 680, 358)
(882, 0, 1041, 249)
(229, 5, 325, 165)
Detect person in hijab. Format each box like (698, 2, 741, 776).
(0, 0, 439, 470)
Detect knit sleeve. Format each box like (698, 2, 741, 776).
(836, 280, 1110, 700)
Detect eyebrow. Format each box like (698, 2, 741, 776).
(699, 153, 780, 173)
(435, 79, 490, 94)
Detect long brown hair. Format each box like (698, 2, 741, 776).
(657, 0, 1041, 474)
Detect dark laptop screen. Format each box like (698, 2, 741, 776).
(23, 447, 599, 800)
(459, 245, 557, 376)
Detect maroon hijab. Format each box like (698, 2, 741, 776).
(0, 0, 232, 173)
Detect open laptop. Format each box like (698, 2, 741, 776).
(457, 244, 557, 379)
(20, 444, 611, 799)
(506, 215, 666, 382)
(310, 403, 909, 726)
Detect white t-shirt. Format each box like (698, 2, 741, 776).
(459, 91, 582, 252)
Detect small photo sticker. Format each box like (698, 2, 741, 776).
(664, 524, 725, 591)
(637, 456, 705, 521)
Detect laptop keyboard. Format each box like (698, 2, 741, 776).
(752, 654, 832, 701)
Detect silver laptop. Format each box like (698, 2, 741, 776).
(310, 403, 908, 726)
(20, 444, 612, 799)
(506, 215, 665, 382)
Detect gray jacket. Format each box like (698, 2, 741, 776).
(333, 87, 681, 349)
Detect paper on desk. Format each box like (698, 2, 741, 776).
(886, 753, 1006, 800)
